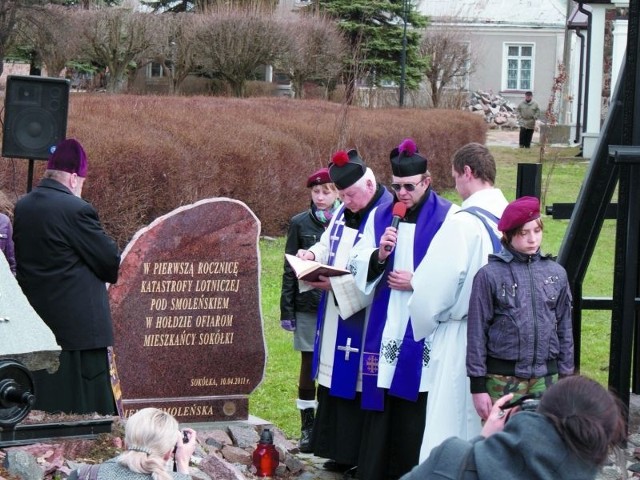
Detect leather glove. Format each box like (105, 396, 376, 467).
(281, 319, 296, 331)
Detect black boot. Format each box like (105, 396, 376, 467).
(299, 408, 315, 453)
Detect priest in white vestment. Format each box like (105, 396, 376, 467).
(298, 149, 393, 472)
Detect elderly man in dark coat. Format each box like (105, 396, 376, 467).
(14, 138, 120, 415)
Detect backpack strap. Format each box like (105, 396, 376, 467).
(459, 206, 501, 253)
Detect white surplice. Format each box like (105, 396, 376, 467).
(408, 188, 508, 462)
(349, 204, 457, 391)
(307, 216, 373, 390)
(350, 220, 422, 389)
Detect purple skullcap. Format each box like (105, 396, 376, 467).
(47, 139, 88, 177)
(306, 167, 332, 188)
(498, 196, 540, 232)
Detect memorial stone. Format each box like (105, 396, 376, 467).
(0, 253, 60, 373)
(109, 198, 265, 422)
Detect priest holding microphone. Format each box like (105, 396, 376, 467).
(349, 138, 457, 480)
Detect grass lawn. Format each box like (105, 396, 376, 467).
(249, 143, 616, 438)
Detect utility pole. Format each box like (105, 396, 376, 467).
(399, 0, 408, 107)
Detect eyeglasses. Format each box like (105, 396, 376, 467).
(390, 180, 424, 193)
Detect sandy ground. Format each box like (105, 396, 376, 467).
(485, 127, 540, 148)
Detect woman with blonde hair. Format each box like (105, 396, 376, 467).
(70, 408, 197, 479)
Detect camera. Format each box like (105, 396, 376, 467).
(172, 430, 190, 472)
(501, 392, 542, 413)
(173, 430, 189, 454)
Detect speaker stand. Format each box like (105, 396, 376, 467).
(27, 159, 35, 193)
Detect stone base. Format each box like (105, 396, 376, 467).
(181, 414, 273, 431)
(1, 352, 60, 374)
(0, 418, 113, 447)
(121, 396, 249, 422)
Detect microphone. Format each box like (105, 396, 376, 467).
(384, 202, 407, 251)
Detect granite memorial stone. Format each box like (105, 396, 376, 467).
(109, 198, 265, 422)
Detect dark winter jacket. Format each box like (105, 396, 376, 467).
(467, 246, 574, 393)
(280, 206, 327, 320)
(400, 412, 598, 480)
(14, 178, 120, 350)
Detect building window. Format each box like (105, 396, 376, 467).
(505, 44, 534, 91)
(147, 62, 163, 78)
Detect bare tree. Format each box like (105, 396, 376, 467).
(0, 1, 20, 77)
(141, 0, 276, 14)
(154, 13, 202, 94)
(78, 7, 160, 93)
(17, 5, 82, 77)
(195, 8, 287, 97)
(0, 0, 45, 77)
(278, 15, 346, 99)
(420, 23, 477, 108)
(196, 0, 276, 13)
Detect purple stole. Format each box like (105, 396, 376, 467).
(361, 192, 452, 411)
(312, 190, 393, 400)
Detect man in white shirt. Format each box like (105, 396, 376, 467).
(408, 142, 509, 461)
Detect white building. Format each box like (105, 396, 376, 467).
(417, 0, 568, 111)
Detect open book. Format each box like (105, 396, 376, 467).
(285, 254, 350, 282)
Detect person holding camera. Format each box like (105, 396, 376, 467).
(69, 408, 197, 479)
(466, 196, 574, 420)
(401, 375, 625, 479)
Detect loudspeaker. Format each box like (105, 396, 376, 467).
(516, 163, 542, 199)
(2, 75, 70, 160)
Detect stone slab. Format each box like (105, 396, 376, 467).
(0, 252, 60, 373)
(109, 198, 266, 422)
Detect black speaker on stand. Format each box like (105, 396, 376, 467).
(2, 75, 70, 191)
(516, 163, 542, 199)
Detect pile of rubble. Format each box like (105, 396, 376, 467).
(466, 90, 520, 130)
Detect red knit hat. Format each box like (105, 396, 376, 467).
(47, 139, 88, 177)
(306, 167, 331, 188)
(498, 196, 540, 232)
